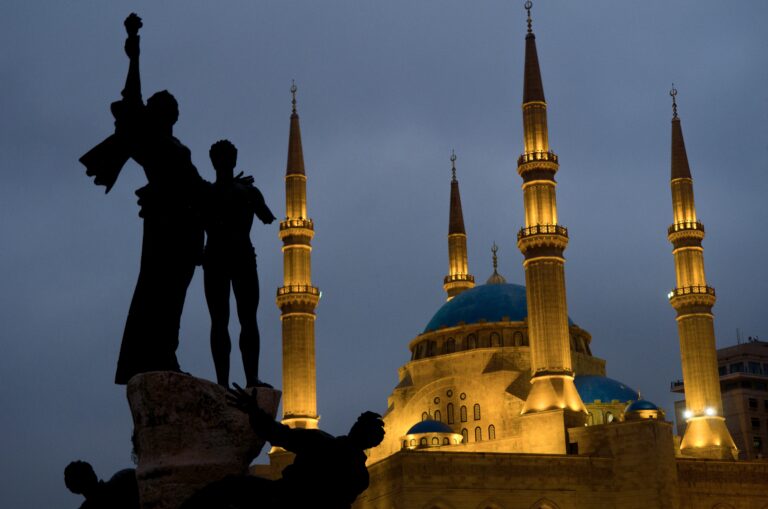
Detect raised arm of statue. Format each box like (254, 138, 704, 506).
(121, 13, 143, 106)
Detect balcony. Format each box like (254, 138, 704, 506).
(668, 221, 704, 236)
(277, 285, 320, 296)
(443, 274, 475, 284)
(668, 285, 715, 299)
(280, 218, 314, 231)
(517, 224, 568, 241)
(517, 151, 558, 166)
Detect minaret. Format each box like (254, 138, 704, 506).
(443, 150, 475, 300)
(516, 2, 585, 415)
(276, 82, 320, 429)
(666, 87, 736, 459)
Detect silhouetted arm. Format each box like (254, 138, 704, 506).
(248, 186, 276, 224)
(121, 13, 143, 106)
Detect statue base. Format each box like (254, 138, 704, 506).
(127, 371, 281, 509)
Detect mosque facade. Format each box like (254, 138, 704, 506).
(263, 4, 768, 509)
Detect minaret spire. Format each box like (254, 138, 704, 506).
(277, 81, 320, 430)
(666, 89, 737, 459)
(516, 2, 586, 418)
(443, 150, 474, 300)
(486, 242, 507, 285)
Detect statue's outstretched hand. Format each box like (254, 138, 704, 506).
(124, 14, 142, 59)
(234, 171, 255, 186)
(226, 383, 275, 435)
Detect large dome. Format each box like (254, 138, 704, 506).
(424, 283, 574, 333)
(574, 375, 639, 403)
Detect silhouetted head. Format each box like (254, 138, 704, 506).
(64, 461, 98, 496)
(348, 411, 385, 449)
(146, 90, 179, 130)
(209, 140, 238, 179)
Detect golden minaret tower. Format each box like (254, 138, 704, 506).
(666, 87, 736, 459)
(517, 2, 585, 415)
(443, 150, 475, 300)
(276, 82, 320, 429)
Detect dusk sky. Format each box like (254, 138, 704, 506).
(1, 1, 767, 507)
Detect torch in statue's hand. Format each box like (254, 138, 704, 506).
(124, 13, 143, 36)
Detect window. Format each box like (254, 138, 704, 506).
(467, 334, 477, 349)
(446, 337, 456, 353)
(749, 398, 758, 410)
(605, 411, 614, 423)
(426, 341, 436, 357)
(410, 439, 415, 446)
(432, 437, 439, 445)
(402, 440, 407, 448)
(718, 366, 727, 376)
(442, 437, 449, 445)
(587, 412, 594, 426)
(755, 382, 767, 391)
(420, 437, 427, 446)
(434, 410, 442, 422)
(474, 404, 481, 420)
(749, 362, 762, 374)
(753, 436, 763, 450)
(461, 428, 468, 443)
(488, 424, 496, 440)
(474, 426, 482, 442)
(490, 332, 501, 347)
(513, 331, 523, 346)
(422, 412, 429, 421)
(751, 418, 760, 430)
(730, 362, 745, 373)
(460, 405, 467, 422)
(447, 403, 454, 424)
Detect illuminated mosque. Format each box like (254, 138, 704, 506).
(256, 3, 768, 508)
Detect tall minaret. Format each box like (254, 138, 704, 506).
(516, 2, 585, 415)
(666, 87, 736, 459)
(443, 150, 475, 300)
(276, 82, 320, 429)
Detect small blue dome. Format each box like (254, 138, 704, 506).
(574, 375, 639, 403)
(406, 420, 453, 434)
(625, 399, 659, 412)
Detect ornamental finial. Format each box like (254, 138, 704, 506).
(291, 80, 298, 114)
(525, 0, 533, 34)
(450, 149, 457, 181)
(492, 242, 499, 270)
(670, 84, 678, 119)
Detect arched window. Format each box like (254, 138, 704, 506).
(434, 410, 442, 422)
(410, 439, 415, 446)
(447, 403, 454, 424)
(460, 405, 467, 422)
(422, 412, 429, 421)
(402, 440, 407, 448)
(490, 332, 501, 347)
(446, 337, 455, 353)
(475, 426, 482, 442)
(415, 343, 424, 359)
(427, 341, 436, 357)
(432, 437, 439, 445)
(479, 334, 490, 348)
(442, 437, 449, 445)
(488, 424, 496, 440)
(587, 412, 594, 426)
(420, 437, 427, 446)
(605, 411, 614, 423)
(461, 428, 468, 443)
(513, 331, 523, 346)
(467, 334, 477, 349)
(474, 404, 481, 420)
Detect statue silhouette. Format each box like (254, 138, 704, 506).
(79, 14, 206, 384)
(180, 384, 385, 509)
(203, 140, 276, 388)
(64, 460, 139, 509)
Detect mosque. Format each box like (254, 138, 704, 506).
(258, 3, 768, 508)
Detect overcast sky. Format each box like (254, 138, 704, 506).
(1, 1, 767, 507)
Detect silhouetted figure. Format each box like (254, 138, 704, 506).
(79, 14, 206, 384)
(203, 140, 276, 388)
(181, 384, 385, 509)
(64, 461, 139, 509)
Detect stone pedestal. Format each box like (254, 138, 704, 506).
(127, 372, 281, 509)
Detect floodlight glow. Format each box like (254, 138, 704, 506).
(683, 410, 693, 419)
(705, 407, 715, 416)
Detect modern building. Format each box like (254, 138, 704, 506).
(673, 338, 768, 460)
(259, 4, 768, 508)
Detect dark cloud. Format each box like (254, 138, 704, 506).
(2, 1, 767, 506)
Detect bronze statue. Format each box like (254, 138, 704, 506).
(203, 140, 276, 388)
(180, 384, 385, 509)
(64, 461, 139, 509)
(80, 14, 206, 384)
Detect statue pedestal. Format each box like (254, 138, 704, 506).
(127, 372, 280, 509)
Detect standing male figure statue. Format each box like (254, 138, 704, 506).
(203, 140, 276, 387)
(80, 13, 206, 384)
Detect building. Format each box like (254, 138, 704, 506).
(673, 338, 768, 460)
(260, 3, 768, 508)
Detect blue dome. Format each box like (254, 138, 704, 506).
(424, 283, 528, 333)
(626, 399, 659, 412)
(406, 420, 454, 434)
(574, 375, 639, 403)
